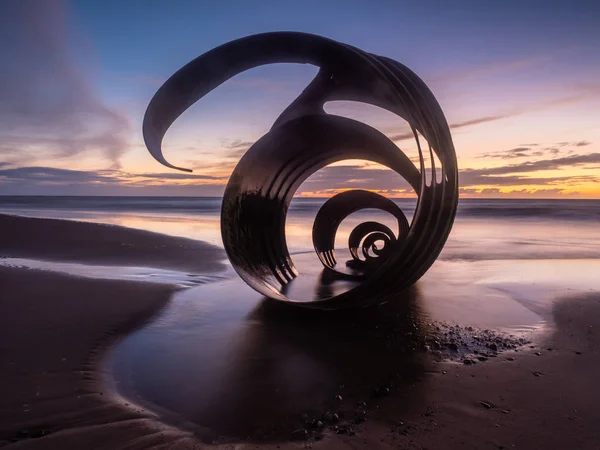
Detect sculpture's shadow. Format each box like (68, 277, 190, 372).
(193, 271, 430, 441)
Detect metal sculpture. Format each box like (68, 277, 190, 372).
(143, 32, 458, 309)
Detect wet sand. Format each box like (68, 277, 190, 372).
(1, 215, 599, 449)
(0, 213, 226, 274)
(0, 266, 199, 449)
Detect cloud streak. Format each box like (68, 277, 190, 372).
(0, 0, 130, 168)
(388, 82, 600, 144)
(389, 114, 510, 142)
(465, 152, 600, 176)
(299, 151, 600, 195)
(0, 166, 228, 196)
(2, 152, 599, 197)
(479, 141, 591, 159)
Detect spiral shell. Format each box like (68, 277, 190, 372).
(143, 32, 458, 309)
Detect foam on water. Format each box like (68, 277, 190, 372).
(0, 258, 232, 287)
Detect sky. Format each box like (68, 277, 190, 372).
(0, 0, 599, 198)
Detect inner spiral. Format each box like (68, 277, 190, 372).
(312, 189, 410, 278)
(349, 222, 395, 261)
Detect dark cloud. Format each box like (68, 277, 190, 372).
(544, 147, 560, 155)
(224, 140, 255, 150)
(469, 152, 600, 175)
(480, 142, 593, 160)
(136, 172, 226, 180)
(299, 152, 600, 195)
(0, 167, 121, 184)
(0, 166, 227, 195)
(458, 152, 600, 188)
(460, 173, 598, 187)
(0, 0, 130, 168)
(459, 187, 581, 198)
(0, 167, 226, 185)
(479, 147, 544, 159)
(2, 156, 597, 196)
(575, 140, 591, 147)
(478, 188, 502, 195)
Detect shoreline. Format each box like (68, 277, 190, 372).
(0, 266, 199, 448)
(0, 213, 226, 274)
(0, 215, 227, 448)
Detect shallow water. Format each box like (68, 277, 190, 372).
(106, 255, 600, 441)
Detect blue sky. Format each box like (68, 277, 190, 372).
(1, 0, 599, 197)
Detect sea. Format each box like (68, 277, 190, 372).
(1, 195, 599, 261)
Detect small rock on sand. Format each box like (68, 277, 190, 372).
(291, 429, 308, 440)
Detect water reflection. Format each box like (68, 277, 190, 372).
(111, 270, 429, 442)
(110, 256, 600, 442)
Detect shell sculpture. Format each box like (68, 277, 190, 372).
(143, 32, 458, 309)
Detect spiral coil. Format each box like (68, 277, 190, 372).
(143, 32, 458, 309)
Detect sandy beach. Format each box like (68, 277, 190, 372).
(1, 213, 599, 449)
(0, 214, 226, 274)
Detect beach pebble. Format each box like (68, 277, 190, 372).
(291, 429, 308, 440)
(355, 409, 367, 423)
(335, 395, 343, 401)
(506, 357, 515, 361)
(335, 424, 356, 436)
(480, 401, 492, 409)
(534, 352, 541, 356)
(374, 386, 391, 397)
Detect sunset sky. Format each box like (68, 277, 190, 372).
(1, 0, 599, 198)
